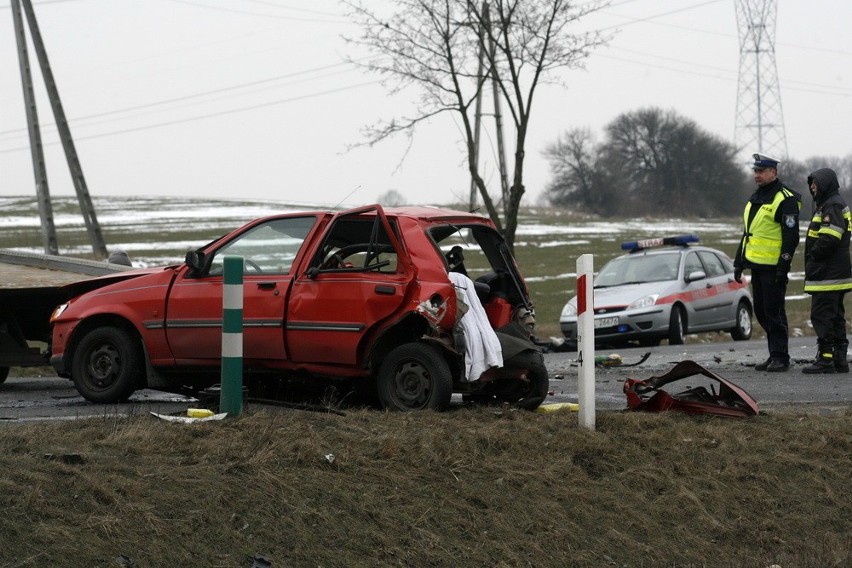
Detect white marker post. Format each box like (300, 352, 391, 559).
(576, 254, 596, 431)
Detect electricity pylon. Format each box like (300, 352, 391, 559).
(734, 0, 787, 160)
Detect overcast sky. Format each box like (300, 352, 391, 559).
(1, 0, 850, 210)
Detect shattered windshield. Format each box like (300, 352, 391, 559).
(596, 252, 681, 287)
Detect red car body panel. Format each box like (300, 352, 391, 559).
(623, 360, 760, 417)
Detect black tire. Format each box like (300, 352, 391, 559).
(730, 300, 753, 341)
(71, 326, 144, 403)
(490, 350, 549, 411)
(667, 305, 686, 345)
(0, 367, 8, 385)
(376, 343, 452, 411)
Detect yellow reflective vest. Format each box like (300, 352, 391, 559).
(742, 188, 799, 266)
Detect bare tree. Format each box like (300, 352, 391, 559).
(343, 0, 609, 250)
(542, 127, 610, 212)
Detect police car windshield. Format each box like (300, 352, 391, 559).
(595, 252, 681, 287)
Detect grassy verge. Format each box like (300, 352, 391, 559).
(1, 407, 848, 567)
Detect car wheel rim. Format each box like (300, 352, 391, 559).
(392, 360, 431, 408)
(86, 343, 121, 388)
(739, 308, 751, 336)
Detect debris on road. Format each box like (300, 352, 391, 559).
(623, 360, 759, 417)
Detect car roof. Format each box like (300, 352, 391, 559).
(619, 245, 724, 258)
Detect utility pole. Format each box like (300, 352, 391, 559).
(10, 0, 57, 255)
(469, 1, 487, 212)
(12, 0, 108, 258)
(468, 1, 511, 214)
(734, 0, 788, 160)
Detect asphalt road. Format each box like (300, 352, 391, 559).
(544, 335, 852, 413)
(1, 336, 850, 422)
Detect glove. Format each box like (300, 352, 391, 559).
(734, 268, 743, 283)
(775, 270, 789, 286)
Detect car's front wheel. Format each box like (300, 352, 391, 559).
(667, 305, 686, 345)
(730, 300, 753, 341)
(71, 326, 144, 403)
(377, 343, 452, 411)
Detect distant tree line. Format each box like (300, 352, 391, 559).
(543, 107, 852, 218)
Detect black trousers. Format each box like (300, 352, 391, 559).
(751, 269, 789, 363)
(809, 291, 848, 351)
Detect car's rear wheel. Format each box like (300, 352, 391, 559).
(730, 300, 753, 341)
(0, 367, 8, 385)
(377, 343, 452, 411)
(667, 305, 686, 345)
(72, 326, 143, 403)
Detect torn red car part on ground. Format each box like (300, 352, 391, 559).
(623, 360, 759, 417)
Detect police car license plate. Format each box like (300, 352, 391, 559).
(594, 316, 619, 328)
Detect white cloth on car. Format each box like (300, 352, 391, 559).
(448, 271, 503, 381)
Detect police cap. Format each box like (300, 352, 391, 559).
(752, 153, 780, 170)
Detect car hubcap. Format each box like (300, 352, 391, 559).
(393, 360, 431, 407)
(87, 343, 120, 387)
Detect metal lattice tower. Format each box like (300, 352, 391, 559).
(734, 0, 788, 159)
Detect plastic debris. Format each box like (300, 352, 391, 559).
(150, 411, 227, 423)
(594, 354, 623, 367)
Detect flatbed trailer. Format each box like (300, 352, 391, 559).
(0, 249, 129, 382)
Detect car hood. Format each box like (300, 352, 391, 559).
(592, 281, 671, 307)
(60, 265, 176, 300)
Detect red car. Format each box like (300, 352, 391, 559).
(49, 205, 548, 411)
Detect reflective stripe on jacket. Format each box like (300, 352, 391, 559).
(742, 188, 798, 266)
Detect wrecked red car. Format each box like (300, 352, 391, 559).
(49, 205, 547, 411)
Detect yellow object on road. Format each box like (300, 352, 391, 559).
(535, 402, 580, 413)
(187, 408, 215, 418)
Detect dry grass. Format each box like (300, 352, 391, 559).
(1, 407, 849, 567)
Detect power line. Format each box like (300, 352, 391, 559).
(0, 79, 382, 154)
(0, 60, 364, 139)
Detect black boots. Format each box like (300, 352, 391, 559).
(802, 350, 836, 374)
(834, 342, 849, 373)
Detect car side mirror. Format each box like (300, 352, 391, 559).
(185, 250, 205, 273)
(686, 270, 706, 282)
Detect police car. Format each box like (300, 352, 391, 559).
(560, 235, 754, 347)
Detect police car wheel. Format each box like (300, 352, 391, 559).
(668, 306, 686, 345)
(730, 300, 753, 341)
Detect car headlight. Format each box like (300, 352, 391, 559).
(50, 302, 69, 322)
(628, 294, 659, 310)
(560, 298, 577, 318)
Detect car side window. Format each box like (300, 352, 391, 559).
(684, 251, 705, 280)
(697, 251, 727, 278)
(208, 217, 316, 276)
(314, 217, 399, 273)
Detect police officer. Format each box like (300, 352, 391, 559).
(734, 154, 801, 372)
(802, 168, 852, 374)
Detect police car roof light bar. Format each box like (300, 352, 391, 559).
(621, 234, 699, 252)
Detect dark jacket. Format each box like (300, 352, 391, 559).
(735, 178, 801, 272)
(804, 168, 852, 292)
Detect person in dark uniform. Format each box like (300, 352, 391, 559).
(734, 154, 801, 372)
(802, 168, 852, 374)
